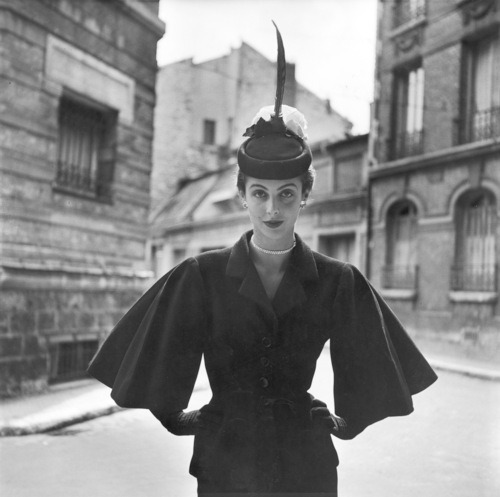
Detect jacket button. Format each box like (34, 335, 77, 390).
(259, 376, 269, 388)
(261, 337, 272, 348)
(260, 357, 270, 367)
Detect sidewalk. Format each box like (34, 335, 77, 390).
(1, 349, 499, 437)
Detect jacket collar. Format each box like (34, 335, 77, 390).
(226, 231, 319, 316)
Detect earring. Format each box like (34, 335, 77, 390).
(300, 200, 307, 208)
(242, 201, 248, 209)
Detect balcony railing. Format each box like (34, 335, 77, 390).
(390, 129, 424, 160)
(382, 264, 419, 290)
(450, 263, 497, 292)
(393, 0, 426, 28)
(454, 107, 500, 145)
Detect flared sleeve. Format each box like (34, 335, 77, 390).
(330, 263, 437, 435)
(87, 258, 206, 413)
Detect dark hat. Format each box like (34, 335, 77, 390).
(237, 22, 312, 180)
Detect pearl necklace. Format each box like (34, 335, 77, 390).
(250, 236, 296, 255)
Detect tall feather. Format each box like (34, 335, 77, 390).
(272, 21, 286, 119)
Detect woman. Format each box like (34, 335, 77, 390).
(88, 24, 437, 496)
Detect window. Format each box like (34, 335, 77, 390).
(151, 245, 162, 276)
(383, 201, 418, 289)
(49, 340, 99, 384)
(203, 119, 216, 145)
(392, 65, 424, 159)
(55, 96, 116, 200)
(451, 189, 497, 291)
(173, 248, 186, 267)
(334, 155, 362, 193)
(310, 157, 333, 196)
(460, 35, 500, 143)
(318, 234, 356, 264)
(393, 0, 426, 28)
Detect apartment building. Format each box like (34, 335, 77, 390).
(369, 0, 500, 356)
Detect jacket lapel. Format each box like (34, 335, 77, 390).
(272, 268, 307, 317)
(273, 235, 319, 316)
(226, 231, 319, 317)
(226, 232, 274, 314)
(239, 263, 275, 314)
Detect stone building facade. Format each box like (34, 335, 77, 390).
(150, 135, 369, 281)
(0, 0, 164, 396)
(369, 0, 500, 358)
(151, 42, 352, 212)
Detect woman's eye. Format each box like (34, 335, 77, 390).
(280, 190, 294, 199)
(252, 190, 267, 199)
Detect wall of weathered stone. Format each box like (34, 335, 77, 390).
(0, 0, 164, 396)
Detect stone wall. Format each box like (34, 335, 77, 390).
(0, 274, 143, 396)
(0, 0, 163, 396)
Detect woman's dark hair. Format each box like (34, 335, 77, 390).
(236, 167, 316, 198)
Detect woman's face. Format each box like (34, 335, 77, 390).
(242, 176, 305, 246)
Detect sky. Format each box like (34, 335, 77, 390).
(156, 0, 378, 134)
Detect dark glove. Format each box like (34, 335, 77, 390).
(310, 397, 357, 440)
(151, 408, 223, 436)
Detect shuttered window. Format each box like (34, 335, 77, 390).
(318, 234, 356, 264)
(384, 201, 418, 289)
(203, 119, 216, 145)
(462, 35, 500, 143)
(452, 190, 497, 291)
(334, 155, 362, 193)
(393, 0, 426, 27)
(392, 65, 425, 158)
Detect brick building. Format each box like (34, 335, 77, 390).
(369, 0, 500, 358)
(151, 41, 351, 212)
(0, 0, 164, 396)
(150, 135, 369, 279)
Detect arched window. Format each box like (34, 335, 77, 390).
(452, 189, 497, 291)
(383, 200, 418, 289)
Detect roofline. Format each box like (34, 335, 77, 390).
(326, 133, 369, 151)
(182, 163, 236, 184)
(120, 0, 165, 37)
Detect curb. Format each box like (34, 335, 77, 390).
(0, 405, 123, 437)
(0, 364, 498, 437)
(428, 359, 500, 382)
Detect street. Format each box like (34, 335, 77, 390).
(1, 351, 499, 497)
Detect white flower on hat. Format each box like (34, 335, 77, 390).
(251, 104, 308, 140)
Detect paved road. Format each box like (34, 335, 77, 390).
(1, 354, 499, 497)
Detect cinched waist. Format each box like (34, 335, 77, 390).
(206, 391, 313, 426)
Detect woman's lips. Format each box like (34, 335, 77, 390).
(263, 220, 283, 229)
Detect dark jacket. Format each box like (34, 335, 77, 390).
(88, 231, 437, 493)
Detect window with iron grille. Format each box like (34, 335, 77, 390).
(451, 189, 497, 292)
(55, 96, 116, 201)
(203, 119, 216, 145)
(49, 340, 99, 384)
(458, 34, 500, 144)
(384, 200, 418, 289)
(391, 65, 425, 159)
(393, 0, 426, 28)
